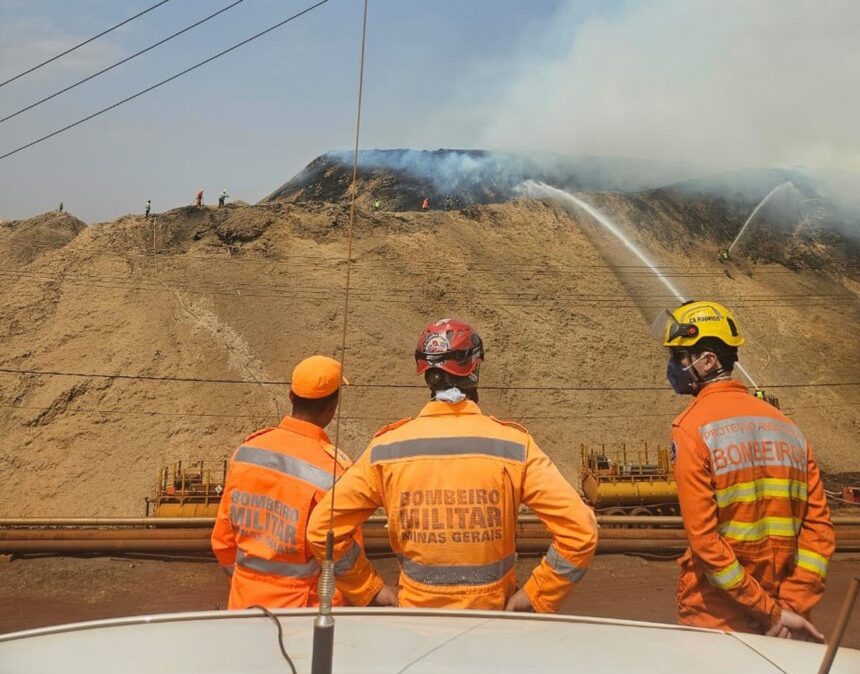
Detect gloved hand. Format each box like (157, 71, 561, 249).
(766, 609, 825, 642)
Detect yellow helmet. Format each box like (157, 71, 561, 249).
(653, 300, 744, 348)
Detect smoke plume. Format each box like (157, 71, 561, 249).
(476, 1, 860, 175)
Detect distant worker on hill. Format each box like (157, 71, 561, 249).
(372, 198, 381, 211)
(58, 202, 63, 213)
(211, 355, 357, 609)
(195, 190, 204, 207)
(308, 319, 598, 612)
(219, 189, 229, 208)
(145, 200, 151, 219)
(654, 300, 833, 640)
(421, 197, 430, 212)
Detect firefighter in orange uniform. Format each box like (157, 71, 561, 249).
(655, 301, 834, 640)
(211, 355, 356, 609)
(307, 319, 597, 611)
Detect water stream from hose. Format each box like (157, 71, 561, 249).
(727, 181, 792, 255)
(518, 180, 758, 387)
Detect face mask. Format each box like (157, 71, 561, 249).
(666, 355, 707, 395)
(434, 387, 467, 404)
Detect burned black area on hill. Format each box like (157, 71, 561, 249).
(261, 150, 859, 275)
(263, 149, 701, 211)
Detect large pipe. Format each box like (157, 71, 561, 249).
(2, 516, 858, 528)
(0, 529, 211, 541)
(0, 518, 216, 527)
(6, 526, 859, 543)
(2, 536, 859, 555)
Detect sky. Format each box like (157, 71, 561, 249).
(0, 0, 857, 222)
(0, 0, 564, 221)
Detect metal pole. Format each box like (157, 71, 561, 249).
(817, 576, 860, 674)
(311, 531, 336, 674)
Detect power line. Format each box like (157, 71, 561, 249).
(0, 0, 174, 89)
(2, 230, 857, 275)
(3, 239, 858, 283)
(0, 0, 248, 125)
(0, 266, 856, 309)
(0, 0, 333, 161)
(0, 265, 855, 301)
(2, 401, 856, 421)
(0, 274, 851, 309)
(0, 365, 858, 391)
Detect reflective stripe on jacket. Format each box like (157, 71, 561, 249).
(306, 399, 597, 612)
(673, 380, 834, 632)
(211, 416, 353, 609)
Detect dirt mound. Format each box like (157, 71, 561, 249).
(0, 180, 857, 517)
(0, 211, 85, 265)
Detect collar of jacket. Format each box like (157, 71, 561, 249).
(418, 399, 483, 417)
(693, 379, 749, 401)
(277, 415, 333, 444)
(673, 379, 749, 427)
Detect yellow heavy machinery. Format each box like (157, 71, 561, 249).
(580, 443, 679, 515)
(145, 460, 227, 517)
(149, 446, 680, 520)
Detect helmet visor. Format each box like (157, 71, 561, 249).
(650, 309, 676, 343)
(650, 309, 699, 344)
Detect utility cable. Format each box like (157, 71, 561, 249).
(1, 268, 854, 305)
(248, 606, 298, 674)
(0, 0, 332, 161)
(0, 365, 857, 391)
(0, 0, 174, 89)
(2, 402, 856, 421)
(329, 0, 368, 526)
(3, 237, 857, 276)
(0, 0, 248, 125)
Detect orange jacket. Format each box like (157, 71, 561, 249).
(211, 416, 353, 609)
(306, 399, 597, 612)
(672, 380, 834, 633)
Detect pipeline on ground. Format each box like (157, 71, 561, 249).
(1, 518, 859, 555)
(2, 515, 859, 528)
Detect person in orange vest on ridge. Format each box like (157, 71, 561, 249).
(211, 355, 357, 609)
(195, 190, 204, 207)
(421, 197, 429, 212)
(654, 300, 834, 640)
(307, 319, 598, 611)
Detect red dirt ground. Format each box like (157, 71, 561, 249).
(2, 554, 858, 649)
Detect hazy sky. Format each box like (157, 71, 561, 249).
(0, 0, 564, 221)
(1, 0, 856, 222)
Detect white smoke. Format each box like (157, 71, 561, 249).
(477, 0, 860, 175)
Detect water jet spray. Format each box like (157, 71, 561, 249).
(727, 181, 793, 256)
(519, 180, 758, 388)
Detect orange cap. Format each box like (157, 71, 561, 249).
(291, 355, 348, 399)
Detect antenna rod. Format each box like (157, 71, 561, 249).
(817, 576, 859, 674)
(311, 532, 336, 674)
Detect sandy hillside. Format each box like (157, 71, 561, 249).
(0, 193, 857, 516)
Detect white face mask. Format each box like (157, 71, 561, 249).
(434, 388, 467, 404)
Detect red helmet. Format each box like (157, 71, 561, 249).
(415, 319, 484, 377)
